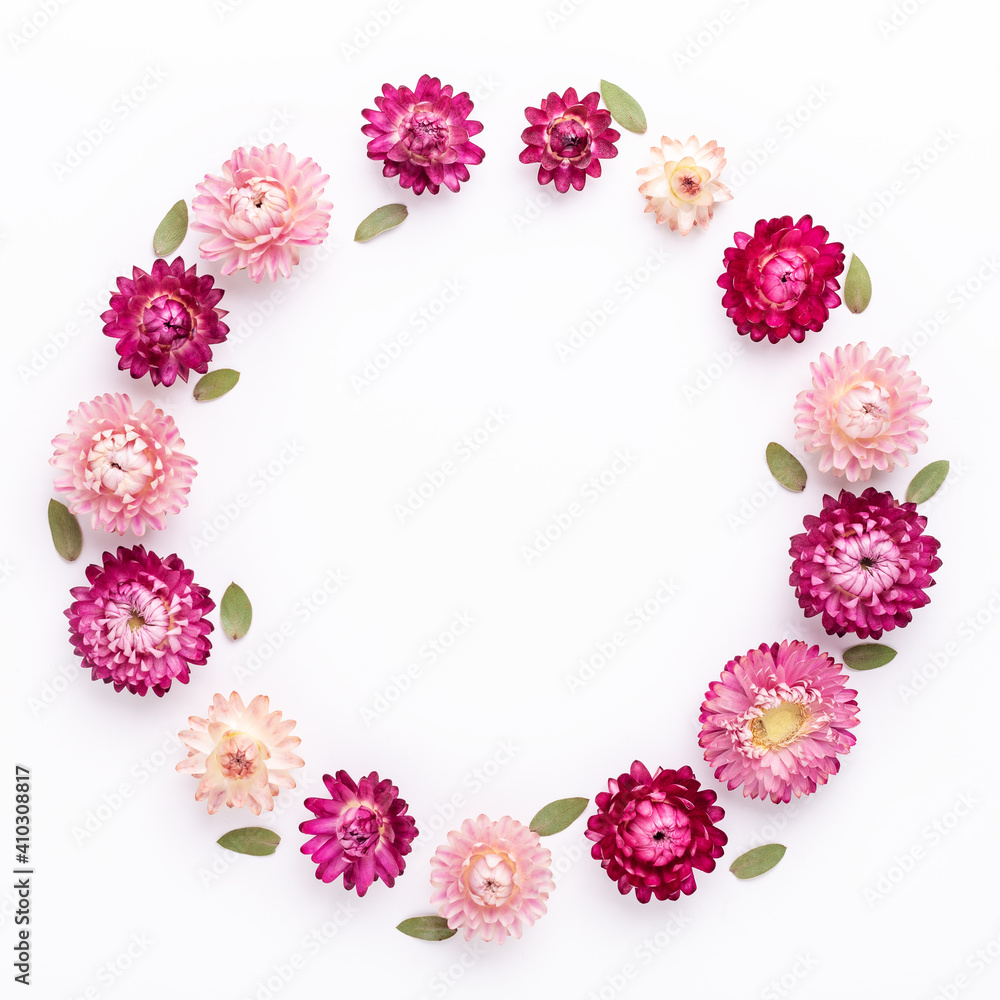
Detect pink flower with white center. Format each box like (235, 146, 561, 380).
(192, 144, 332, 282)
(794, 342, 931, 481)
(361, 74, 485, 195)
(519, 87, 620, 193)
(300, 770, 417, 896)
(50, 393, 196, 536)
(429, 815, 553, 943)
(699, 641, 860, 804)
(66, 545, 214, 696)
(718, 215, 845, 343)
(637, 135, 732, 234)
(176, 692, 303, 815)
(586, 762, 726, 902)
(790, 488, 942, 639)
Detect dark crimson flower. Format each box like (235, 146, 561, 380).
(300, 770, 417, 895)
(789, 487, 942, 639)
(717, 214, 845, 343)
(101, 257, 228, 386)
(519, 87, 620, 192)
(361, 75, 485, 195)
(586, 762, 726, 902)
(66, 546, 214, 696)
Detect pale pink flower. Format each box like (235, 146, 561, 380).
(50, 393, 196, 536)
(794, 343, 930, 481)
(192, 144, 332, 282)
(637, 135, 732, 234)
(430, 814, 553, 944)
(176, 692, 304, 815)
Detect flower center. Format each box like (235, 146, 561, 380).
(758, 249, 811, 308)
(101, 583, 171, 655)
(87, 433, 155, 496)
(229, 177, 289, 227)
(547, 116, 591, 162)
(467, 852, 516, 906)
(337, 806, 381, 858)
(400, 106, 449, 163)
(751, 701, 806, 747)
(142, 295, 194, 348)
(827, 527, 902, 598)
(626, 800, 692, 865)
(835, 382, 892, 439)
(666, 159, 710, 202)
(217, 733, 261, 779)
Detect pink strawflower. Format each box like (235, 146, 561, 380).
(429, 814, 553, 943)
(101, 257, 228, 387)
(50, 393, 196, 536)
(637, 135, 732, 234)
(362, 74, 485, 195)
(699, 641, 860, 804)
(300, 770, 417, 896)
(586, 762, 726, 902)
(65, 546, 214, 697)
(794, 342, 931, 481)
(718, 215, 845, 343)
(192, 144, 332, 282)
(790, 488, 942, 639)
(176, 692, 304, 815)
(519, 87, 620, 192)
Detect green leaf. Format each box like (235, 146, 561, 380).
(844, 253, 872, 314)
(729, 843, 786, 880)
(48, 499, 82, 561)
(152, 199, 188, 256)
(354, 204, 408, 243)
(843, 643, 897, 671)
(217, 827, 280, 856)
(193, 369, 240, 401)
(599, 80, 646, 134)
(396, 916, 456, 941)
(765, 442, 807, 492)
(906, 460, 950, 504)
(220, 582, 252, 640)
(529, 797, 589, 836)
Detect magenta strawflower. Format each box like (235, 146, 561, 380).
(794, 342, 931, 481)
(65, 546, 214, 696)
(101, 257, 228, 387)
(699, 641, 860, 804)
(50, 393, 197, 535)
(586, 762, 726, 902)
(300, 770, 417, 896)
(718, 214, 845, 343)
(192, 144, 331, 282)
(430, 815, 553, 943)
(519, 87, 620, 192)
(790, 488, 942, 639)
(176, 692, 304, 815)
(362, 74, 484, 195)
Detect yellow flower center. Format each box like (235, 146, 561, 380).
(666, 158, 711, 202)
(751, 701, 806, 747)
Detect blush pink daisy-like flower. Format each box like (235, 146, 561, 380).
(176, 692, 304, 815)
(362, 74, 485, 195)
(519, 88, 620, 193)
(586, 762, 726, 902)
(101, 257, 228, 387)
(300, 770, 417, 896)
(50, 393, 196, 536)
(699, 641, 860, 804)
(790, 488, 942, 639)
(192, 144, 332, 282)
(718, 215, 845, 343)
(65, 545, 214, 697)
(429, 815, 553, 943)
(793, 342, 931, 481)
(637, 135, 732, 234)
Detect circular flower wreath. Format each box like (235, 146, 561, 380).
(45, 72, 949, 946)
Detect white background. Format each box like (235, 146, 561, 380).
(4, 0, 999, 997)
